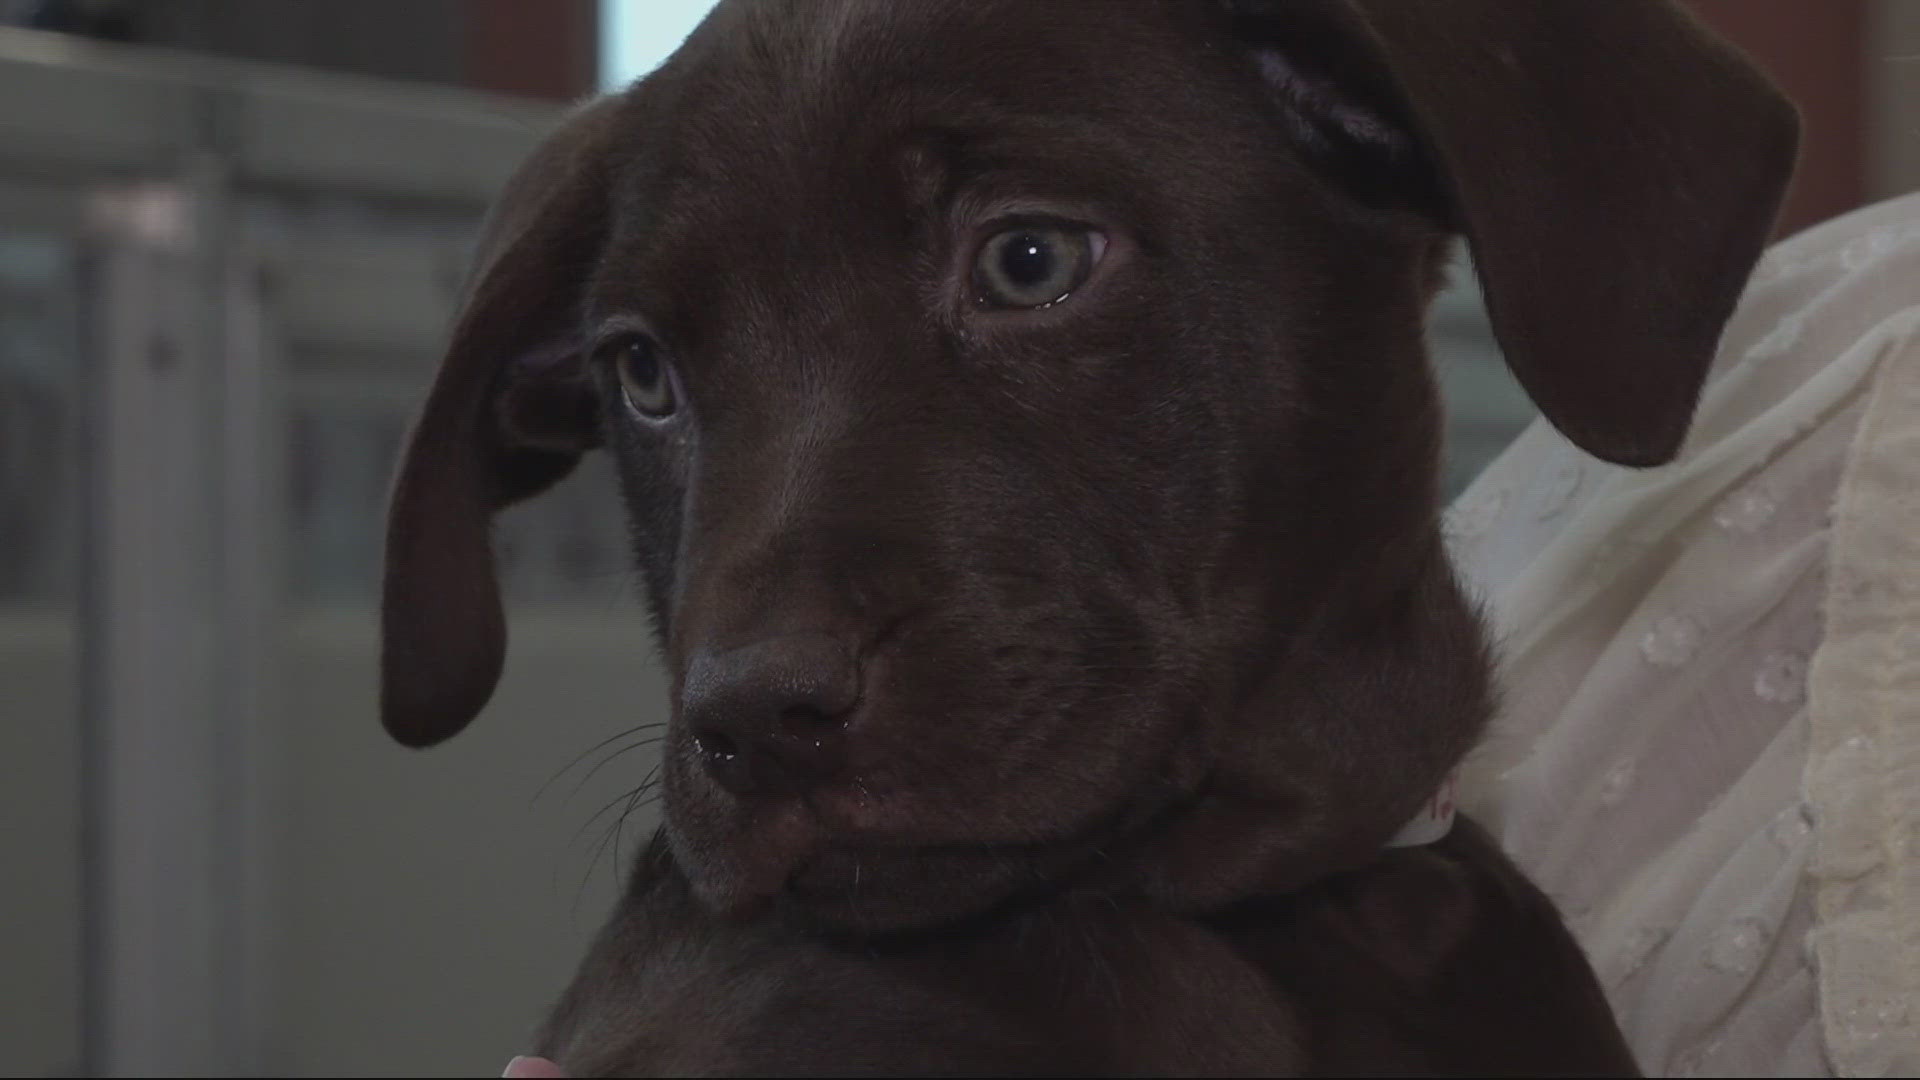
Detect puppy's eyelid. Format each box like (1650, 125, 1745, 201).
(972, 208, 1099, 234)
(583, 313, 662, 353)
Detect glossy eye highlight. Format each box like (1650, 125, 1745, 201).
(595, 333, 677, 419)
(973, 225, 1103, 309)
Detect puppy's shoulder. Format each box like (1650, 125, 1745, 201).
(1212, 818, 1638, 1074)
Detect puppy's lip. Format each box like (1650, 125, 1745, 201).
(805, 779, 889, 830)
(693, 799, 826, 917)
(680, 774, 1164, 920)
(801, 780, 1002, 845)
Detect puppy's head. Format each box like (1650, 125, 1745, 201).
(382, 0, 1794, 932)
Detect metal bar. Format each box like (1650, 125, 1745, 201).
(81, 182, 225, 1077)
(0, 25, 555, 205)
(213, 223, 286, 1080)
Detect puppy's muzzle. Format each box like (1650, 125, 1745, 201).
(681, 633, 860, 800)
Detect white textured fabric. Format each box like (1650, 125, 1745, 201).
(1446, 191, 1920, 1077)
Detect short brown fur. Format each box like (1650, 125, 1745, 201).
(380, 1, 1796, 1073)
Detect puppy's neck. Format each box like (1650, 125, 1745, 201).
(1119, 538, 1492, 910)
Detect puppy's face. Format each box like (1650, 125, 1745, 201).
(382, 0, 1794, 936)
(600, 0, 1442, 929)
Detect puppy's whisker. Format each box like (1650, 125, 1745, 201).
(533, 722, 668, 806)
(565, 736, 666, 806)
(569, 781, 650, 917)
(606, 765, 664, 890)
(572, 767, 663, 915)
(573, 778, 653, 849)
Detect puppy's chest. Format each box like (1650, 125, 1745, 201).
(542, 835, 1635, 1077)
(546, 894, 1309, 1076)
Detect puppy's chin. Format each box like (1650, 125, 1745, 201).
(662, 795, 1086, 936)
(778, 843, 1071, 936)
(661, 797, 828, 921)
(661, 763, 1164, 935)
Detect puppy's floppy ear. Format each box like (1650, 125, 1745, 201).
(1231, 0, 1799, 466)
(381, 95, 625, 747)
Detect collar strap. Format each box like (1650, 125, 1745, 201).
(1385, 768, 1459, 848)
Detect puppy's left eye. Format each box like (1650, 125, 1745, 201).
(594, 333, 677, 419)
(973, 225, 1103, 309)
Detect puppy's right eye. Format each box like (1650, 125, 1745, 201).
(595, 334, 677, 419)
(973, 225, 1103, 310)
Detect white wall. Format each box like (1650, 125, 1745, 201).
(273, 602, 668, 1076)
(0, 611, 82, 1077)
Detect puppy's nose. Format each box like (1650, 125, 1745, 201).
(682, 634, 859, 799)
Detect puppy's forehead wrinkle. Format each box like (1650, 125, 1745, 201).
(662, 0, 1216, 198)
(893, 138, 952, 215)
(694, 0, 920, 152)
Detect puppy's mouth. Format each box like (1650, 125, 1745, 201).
(657, 605, 1208, 933)
(662, 768, 1178, 934)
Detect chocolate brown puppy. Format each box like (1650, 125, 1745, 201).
(380, 1, 1796, 1073)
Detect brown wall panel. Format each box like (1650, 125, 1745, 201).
(1684, 0, 1868, 236)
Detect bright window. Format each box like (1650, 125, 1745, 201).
(599, 0, 718, 90)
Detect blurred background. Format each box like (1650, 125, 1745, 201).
(0, 0, 1907, 1075)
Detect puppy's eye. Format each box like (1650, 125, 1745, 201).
(596, 334, 676, 419)
(973, 225, 1102, 309)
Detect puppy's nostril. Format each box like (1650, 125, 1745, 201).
(682, 634, 860, 799)
(695, 730, 738, 760)
(779, 704, 835, 727)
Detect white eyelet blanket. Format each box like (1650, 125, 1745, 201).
(1447, 191, 1920, 1078)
